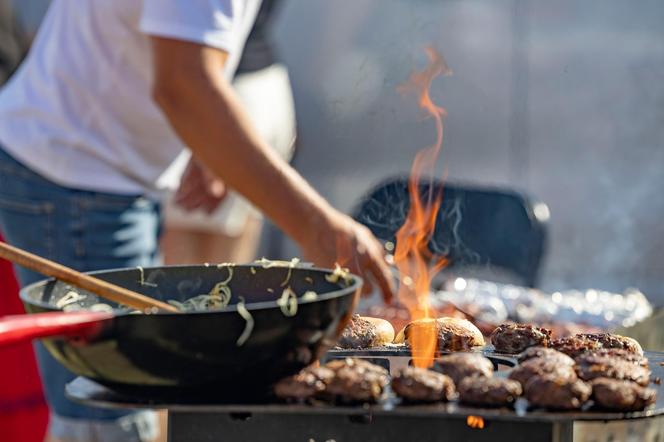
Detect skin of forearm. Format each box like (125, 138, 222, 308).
(151, 38, 336, 246)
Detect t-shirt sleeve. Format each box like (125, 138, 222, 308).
(139, 0, 244, 52)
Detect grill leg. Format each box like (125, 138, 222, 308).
(552, 422, 574, 442)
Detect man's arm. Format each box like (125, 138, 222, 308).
(150, 37, 394, 301)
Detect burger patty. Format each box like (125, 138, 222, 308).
(575, 354, 651, 386)
(551, 333, 643, 358)
(274, 366, 335, 401)
(324, 358, 390, 403)
(550, 335, 603, 357)
(575, 348, 649, 367)
(337, 314, 378, 349)
(591, 378, 657, 411)
(509, 357, 577, 388)
(525, 374, 592, 410)
(435, 353, 494, 385)
(458, 376, 522, 407)
(391, 367, 456, 403)
(490, 323, 551, 354)
(576, 333, 643, 355)
(517, 347, 575, 366)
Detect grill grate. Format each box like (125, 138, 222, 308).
(65, 350, 664, 442)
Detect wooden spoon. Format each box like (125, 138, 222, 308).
(0, 241, 178, 313)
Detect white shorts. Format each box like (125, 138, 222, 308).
(162, 63, 296, 236)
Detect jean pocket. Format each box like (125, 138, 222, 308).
(0, 196, 55, 215)
(0, 195, 55, 259)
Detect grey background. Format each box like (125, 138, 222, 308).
(11, 0, 664, 304)
(272, 0, 664, 304)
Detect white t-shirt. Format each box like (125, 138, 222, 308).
(0, 0, 260, 196)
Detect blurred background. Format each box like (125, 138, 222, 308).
(271, 0, 664, 305)
(10, 0, 664, 304)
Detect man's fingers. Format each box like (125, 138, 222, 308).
(360, 278, 374, 296)
(365, 249, 396, 304)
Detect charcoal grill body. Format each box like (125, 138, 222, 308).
(353, 178, 549, 287)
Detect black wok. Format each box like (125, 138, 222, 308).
(17, 264, 361, 398)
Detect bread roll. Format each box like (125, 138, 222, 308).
(395, 317, 485, 351)
(337, 314, 395, 348)
(361, 316, 395, 345)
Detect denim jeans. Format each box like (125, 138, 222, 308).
(0, 146, 161, 421)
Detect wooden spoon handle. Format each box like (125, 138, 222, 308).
(0, 241, 178, 313)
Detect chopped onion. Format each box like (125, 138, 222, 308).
(56, 291, 86, 309)
(136, 266, 157, 287)
(325, 264, 353, 286)
(301, 291, 318, 301)
(236, 297, 254, 347)
(277, 287, 298, 317)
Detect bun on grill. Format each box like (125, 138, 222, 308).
(394, 317, 485, 350)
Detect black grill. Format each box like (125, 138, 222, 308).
(66, 349, 664, 442)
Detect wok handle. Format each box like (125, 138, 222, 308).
(0, 311, 114, 348)
(0, 241, 178, 313)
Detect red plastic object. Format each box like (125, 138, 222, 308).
(0, 310, 113, 348)
(0, 234, 48, 442)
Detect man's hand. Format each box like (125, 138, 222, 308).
(174, 159, 227, 213)
(299, 211, 395, 303)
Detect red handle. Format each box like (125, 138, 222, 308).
(0, 311, 114, 348)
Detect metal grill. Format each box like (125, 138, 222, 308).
(65, 350, 664, 442)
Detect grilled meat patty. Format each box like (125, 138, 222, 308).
(490, 323, 551, 354)
(591, 378, 657, 411)
(575, 348, 648, 367)
(517, 347, 575, 366)
(274, 366, 335, 401)
(324, 358, 390, 403)
(391, 367, 456, 403)
(509, 357, 577, 388)
(337, 314, 379, 349)
(575, 354, 651, 386)
(458, 376, 522, 407)
(435, 353, 493, 385)
(552, 333, 643, 358)
(577, 333, 643, 355)
(525, 374, 592, 410)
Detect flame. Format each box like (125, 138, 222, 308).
(394, 47, 451, 368)
(466, 415, 485, 429)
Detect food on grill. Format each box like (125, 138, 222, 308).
(551, 335, 602, 357)
(551, 333, 643, 357)
(274, 365, 334, 401)
(337, 315, 395, 349)
(324, 358, 390, 403)
(458, 376, 522, 407)
(490, 323, 552, 354)
(591, 378, 657, 411)
(391, 367, 456, 403)
(524, 375, 592, 410)
(508, 357, 577, 388)
(575, 348, 649, 366)
(435, 353, 493, 385)
(517, 347, 575, 366)
(395, 317, 485, 351)
(574, 354, 651, 386)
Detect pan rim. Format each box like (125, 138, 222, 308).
(19, 264, 363, 314)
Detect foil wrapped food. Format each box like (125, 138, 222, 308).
(435, 278, 652, 330)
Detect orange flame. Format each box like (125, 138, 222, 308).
(466, 415, 486, 429)
(394, 47, 451, 368)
